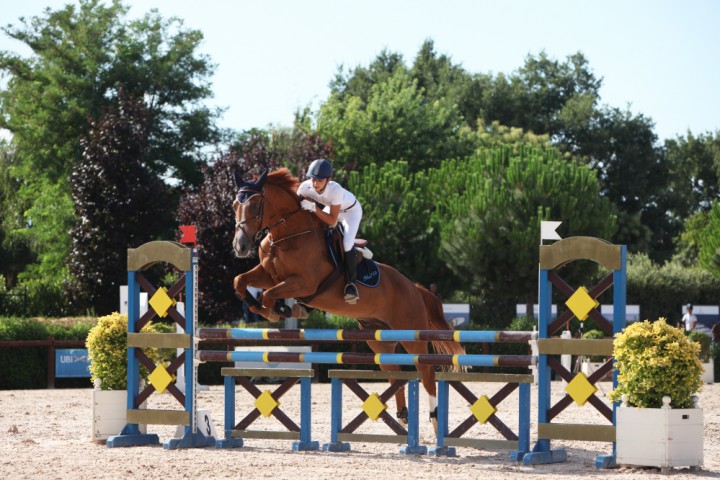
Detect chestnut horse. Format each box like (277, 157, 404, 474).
(231, 168, 465, 424)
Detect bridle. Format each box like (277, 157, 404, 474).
(235, 186, 309, 249)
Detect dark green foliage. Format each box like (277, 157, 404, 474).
(626, 253, 720, 324)
(0, 317, 93, 389)
(347, 161, 447, 285)
(432, 145, 616, 316)
(69, 91, 170, 315)
(697, 202, 720, 276)
(688, 331, 712, 363)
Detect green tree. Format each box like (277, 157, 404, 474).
(0, 142, 33, 291)
(664, 131, 720, 215)
(433, 144, 616, 319)
(697, 202, 720, 277)
(318, 67, 472, 172)
(0, 0, 222, 294)
(347, 161, 446, 286)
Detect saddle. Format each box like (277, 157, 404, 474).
(327, 228, 379, 285)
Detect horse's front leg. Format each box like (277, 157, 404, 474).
(258, 275, 317, 314)
(233, 265, 280, 321)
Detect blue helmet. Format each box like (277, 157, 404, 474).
(307, 159, 333, 179)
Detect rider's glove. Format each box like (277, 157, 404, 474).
(300, 199, 316, 212)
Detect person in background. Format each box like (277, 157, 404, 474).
(682, 303, 697, 333)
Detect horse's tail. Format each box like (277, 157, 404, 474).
(416, 284, 467, 371)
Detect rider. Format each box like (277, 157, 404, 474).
(297, 159, 363, 304)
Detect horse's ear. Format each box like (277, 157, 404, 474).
(233, 169, 244, 189)
(256, 169, 268, 187)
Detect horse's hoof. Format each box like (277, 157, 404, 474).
(397, 407, 409, 425)
(265, 311, 281, 323)
(291, 303, 310, 319)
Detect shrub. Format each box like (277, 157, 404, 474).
(582, 329, 606, 362)
(85, 312, 166, 390)
(609, 318, 703, 408)
(688, 331, 712, 363)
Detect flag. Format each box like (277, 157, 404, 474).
(179, 225, 197, 245)
(540, 221, 562, 241)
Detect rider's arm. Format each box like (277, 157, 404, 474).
(313, 204, 341, 227)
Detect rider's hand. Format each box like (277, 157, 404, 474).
(300, 199, 316, 212)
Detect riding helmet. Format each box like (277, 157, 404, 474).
(307, 159, 333, 179)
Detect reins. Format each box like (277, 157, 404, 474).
(240, 186, 317, 253)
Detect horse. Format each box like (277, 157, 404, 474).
(231, 167, 466, 426)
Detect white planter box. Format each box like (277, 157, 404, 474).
(617, 405, 703, 469)
(91, 388, 146, 442)
(701, 362, 714, 384)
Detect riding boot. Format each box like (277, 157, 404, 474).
(343, 249, 359, 304)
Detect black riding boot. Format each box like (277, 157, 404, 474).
(343, 249, 359, 304)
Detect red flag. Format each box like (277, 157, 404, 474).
(179, 225, 196, 246)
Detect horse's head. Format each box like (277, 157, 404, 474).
(232, 169, 268, 258)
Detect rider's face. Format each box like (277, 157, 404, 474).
(311, 177, 329, 193)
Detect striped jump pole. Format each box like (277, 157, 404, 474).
(197, 350, 536, 368)
(198, 328, 535, 344)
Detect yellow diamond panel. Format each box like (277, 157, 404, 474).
(565, 372, 598, 406)
(255, 390, 280, 417)
(565, 286, 599, 321)
(362, 393, 387, 421)
(149, 287, 176, 318)
(470, 395, 497, 424)
(148, 364, 175, 394)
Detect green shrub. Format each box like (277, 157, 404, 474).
(626, 254, 720, 324)
(609, 318, 703, 408)
(86, 312, 166, 390)
(688, 331, 712, 363)
(0, 317, 93, 389)
(581, 329, 606, 362)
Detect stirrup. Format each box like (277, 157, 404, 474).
(343, 283, 359, 304)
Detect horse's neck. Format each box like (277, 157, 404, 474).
(265, 184, 326, 233)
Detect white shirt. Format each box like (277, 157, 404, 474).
(297, 180, 357, 211)
(682, 312, 697, 332)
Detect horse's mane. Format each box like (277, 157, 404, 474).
(267, 168, 300, 195)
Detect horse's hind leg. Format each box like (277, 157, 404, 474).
(365, 340, 408, 424)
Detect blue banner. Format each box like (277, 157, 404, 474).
(56, 348, 91, 378)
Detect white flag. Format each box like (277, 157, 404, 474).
(540, 221, 562, 241)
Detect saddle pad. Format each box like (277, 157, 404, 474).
(357, 258, 380, 288)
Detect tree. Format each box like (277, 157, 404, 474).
(433, 144, 616, 320)
(0, 142, 33, 290)
(0, 0, 222, 292)
(347, 161, 447, 287)
(318, 67, 472, 172)
(697, 202, 720, 277)
(69, 91, 170, 315)
(664, 131, 720, 215)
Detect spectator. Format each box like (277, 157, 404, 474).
(681, 304, 697, 333)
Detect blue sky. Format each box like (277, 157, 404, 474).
(1, 0, 719, 142)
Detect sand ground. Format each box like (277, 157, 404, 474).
(1, 380, 718, 480)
